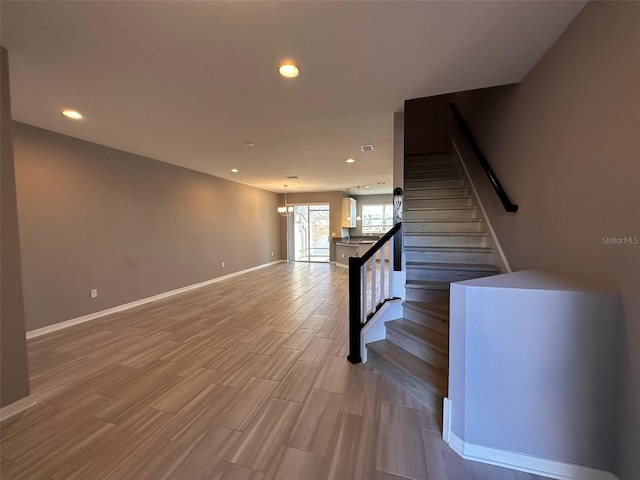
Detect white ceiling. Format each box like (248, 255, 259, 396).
(1, 1, 585, 194)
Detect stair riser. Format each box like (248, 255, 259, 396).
(405, 169, 463, 179)
(405, 162, 461, 169)
(405, 288, 450, 303)
(367, 348, 444, 415)
(405, 235, 488, 247)
(405, 250, 494, 264)
(405, 157, 458, 167)
(403, 221, 484, 233)
(405, 178, 466, 188)
(403, 209, 478, 221)
(407, 268, 498, 282)
(405, 165, 459, 173)
(386, 329, 447, 368)
(404, 187, 469, 198)
(405, 197, 473, 208)
(402, 309, 449, 335)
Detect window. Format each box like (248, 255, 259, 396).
(361, 204, 394, 234)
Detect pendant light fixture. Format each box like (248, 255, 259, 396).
(277, 184, 294, 216)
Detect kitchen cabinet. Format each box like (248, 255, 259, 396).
(342, 197, 357, 228)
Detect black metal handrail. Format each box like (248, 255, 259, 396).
(347, 222, 402, 364)
(449, 103, 518, 212)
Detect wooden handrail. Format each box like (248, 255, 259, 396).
(449, 103, 518, 213)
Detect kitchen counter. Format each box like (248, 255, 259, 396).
(335, 240, 378, 267)
(335, 240, 376, 246)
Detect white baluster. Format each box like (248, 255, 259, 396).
(371, 253, 377, 314)
(380, 242, 386, 299)
(389, 236, 394, 297)
(361, 264, 367, 324)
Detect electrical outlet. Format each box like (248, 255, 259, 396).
(221, 262, 225, 268)
(90, 289, 98, 298)
(341, 253, 345, 258)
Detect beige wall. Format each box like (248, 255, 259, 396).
(1, 47, 31, 407)
(393, 112, 404, 191)
(450, 3, 639, 478)
(278, 191, 345, 261)
(13, 123, 282, 331)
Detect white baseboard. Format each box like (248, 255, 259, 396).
(334, 262, 348, 269)
(0, 395, 36, 422)
(443, 409, 619, 480)
(442, 397, 452, 443)
(27, 260, 285, 339)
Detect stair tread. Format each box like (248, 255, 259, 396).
(404, 232, 489, 237)
(405, 177, 463, 182)
(406, 262, 501, 272)
(367, 340, 447, 395)
(405, 157, 458, 163)
(405, 170, 463, 175)
(405, 159, 458, 164)
(404, 184, 469, 191)
(405, 167, 462, 171)
(405, 175, 462, 179)
(403, 301, 449, 320)
(404, 246, 494, 252)
(405, 183, 465, 187)
(405, 280, 451, 290)
(405, 195, 472, 200)
(405, 152, 455, 158)
(385, 318, 449, 354)
(404, 218, 482, 223)
(403, 205, 478, 212)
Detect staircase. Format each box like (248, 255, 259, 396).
(367, 152, 501, 416)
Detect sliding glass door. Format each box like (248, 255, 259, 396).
(293, 204, 330, 262)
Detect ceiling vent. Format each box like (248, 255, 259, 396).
(286, 175, 299, 179)
(360, 144, 374, 152)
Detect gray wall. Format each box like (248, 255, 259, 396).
(449, 3, 639, 478)
(13, 123, 282, 331)
(1, 47, 31, 407)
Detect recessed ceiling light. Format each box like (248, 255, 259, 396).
(62, 109, 83, 120)
(364, 185, 371, 189)
(244, 141, 255, 147)
(279, 63, 300, 78)
(346, 158, 355, 164)
(230, 168, 239, 173)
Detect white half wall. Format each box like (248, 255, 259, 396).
(447, 270, 622, 479)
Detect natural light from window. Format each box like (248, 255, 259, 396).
(361, 204, 394, 234)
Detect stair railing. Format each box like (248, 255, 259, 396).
(347, 222, 402, 364)
(449, 103, 518, 212)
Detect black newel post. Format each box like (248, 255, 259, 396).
(347, 256, 362, 364)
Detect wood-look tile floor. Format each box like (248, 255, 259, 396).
(0, 263, 549, 480)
